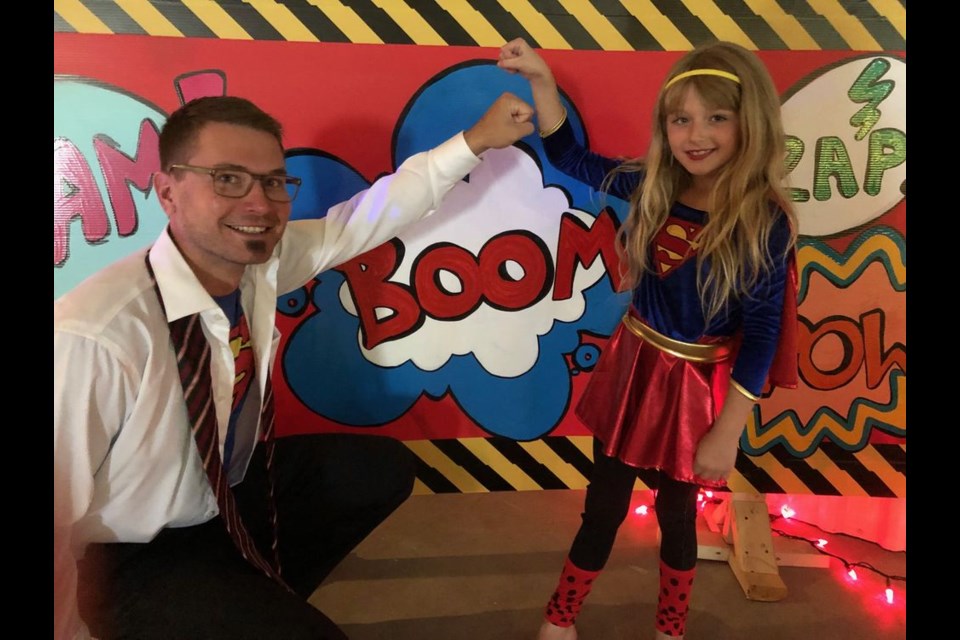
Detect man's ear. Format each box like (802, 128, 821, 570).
(153, 171, 175, 218)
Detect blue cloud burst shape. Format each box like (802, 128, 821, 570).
(281, 62, 630, 440)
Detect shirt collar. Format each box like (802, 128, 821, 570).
(147, 226, 219, 323)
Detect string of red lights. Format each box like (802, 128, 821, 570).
(769, 507, 906, 604)
(632, 491, 906, 606)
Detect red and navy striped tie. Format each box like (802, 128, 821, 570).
(149, 254, 288, 589)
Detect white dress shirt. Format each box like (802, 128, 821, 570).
(54, 132, 480, 639)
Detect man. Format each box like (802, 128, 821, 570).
(54, 93, 535, 639)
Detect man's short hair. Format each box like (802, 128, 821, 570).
(158, 96, 284, 169)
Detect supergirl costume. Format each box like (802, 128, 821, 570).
(538, 112, 798, 637)
(542, 114, 798, 489)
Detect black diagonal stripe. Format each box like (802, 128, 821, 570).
(470, 0, 537, 47)
(432, 440, 514, 491)
(728, 16, 787, 49)
(591, 0, 663, 50)
(488, 438, 568, 489)
(534, 439, 669, 490)
(819, 442, 897, 497)
(871, 444, 906, 475)
(735, 451, 785, 494)
(768, 446, 842, 496)
(410, 454, 461, 494)
(543, 437, 595, 479)
(54, 11, 77, 32)
(836, 0, 905, 50)
(607, 15, 665, 51)
(218, 1, 284, 40)
(649, 0, 717, 47)
(529, 0, 602, 50)
(714, 0, 789, 49)
(773, 0, 849, 49)
(152, 1, 217, 38)
(83, 0, 147, 35)
(284, 0, 349, 42)
(412, 1, 478, 46)
(342, 0, 414, 44)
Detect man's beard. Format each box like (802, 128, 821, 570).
(244, 239, 268, 255)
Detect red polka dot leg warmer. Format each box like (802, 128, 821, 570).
(655, 560, 696, 637)
(544, 557, 601, 628)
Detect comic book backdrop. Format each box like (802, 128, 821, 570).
(54, 24, 904, 501)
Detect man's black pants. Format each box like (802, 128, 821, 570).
(78, 434, 416, 640)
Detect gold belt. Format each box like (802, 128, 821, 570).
(621, 313, 732, 363)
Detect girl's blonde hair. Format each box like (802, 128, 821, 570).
(608, 41, 798, 324)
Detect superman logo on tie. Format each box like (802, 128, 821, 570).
(653, 217, 703, 277)
(230, 314, 255, 412)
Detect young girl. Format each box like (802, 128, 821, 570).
(498, 39, 799, 639)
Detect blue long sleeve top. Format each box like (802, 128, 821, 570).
(543, 118, 790, 397)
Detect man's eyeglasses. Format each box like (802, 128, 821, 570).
(168, 164, 302, 203)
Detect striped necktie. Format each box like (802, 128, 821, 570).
(147, 254, 288, 589)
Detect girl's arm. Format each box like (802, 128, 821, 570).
(728, 213, 794, 395)
(693, 388, 754, 481)
(498, 38, 638, 200)
(498, 38, 565, 136)
(696, 212, 795, 481)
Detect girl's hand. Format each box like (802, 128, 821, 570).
(498, 38, 553, 83)
(694, 385, 755, 482)
(497, 38, 565, 137)
(693, 428, 739, 482)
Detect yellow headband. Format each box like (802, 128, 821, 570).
(664, 69, 741, 90)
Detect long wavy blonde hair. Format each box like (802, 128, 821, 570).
(608, 41, 798, 324)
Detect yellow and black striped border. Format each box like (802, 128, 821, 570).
(54, 0, 905, 51)
(405, 436, 905, 498)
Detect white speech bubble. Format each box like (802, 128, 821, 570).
(339, 146, 608, 377)
(783, 55, 905, 237)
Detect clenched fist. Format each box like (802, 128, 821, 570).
(463, 92, 535, 156)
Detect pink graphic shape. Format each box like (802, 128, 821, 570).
(54, 138, 109, 266)
(94, 119, 161, 237)
(174, 70, 227, 105)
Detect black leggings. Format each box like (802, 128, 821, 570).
(568, 439, 700, 572)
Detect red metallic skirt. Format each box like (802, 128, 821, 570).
(575, 310, 733, 488)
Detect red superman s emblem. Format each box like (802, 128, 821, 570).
(229, 319, 254, 412)
(653, 217, 703, 276)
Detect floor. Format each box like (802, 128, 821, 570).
(310, 490, 907, 640)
